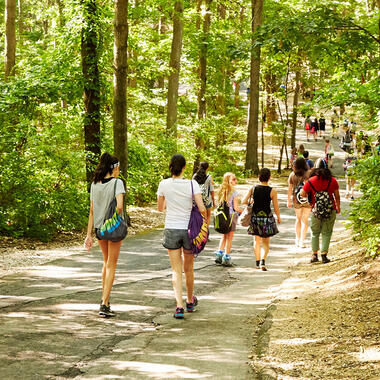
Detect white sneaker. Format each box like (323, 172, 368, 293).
(299, 241, 305, 248)
(295, 239, 299, 247)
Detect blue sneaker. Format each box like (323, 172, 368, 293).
(222, 254, 233, 267)
(215, 250, 223, 264)
(174, 307, 185, 319)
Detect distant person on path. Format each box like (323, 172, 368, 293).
(343, 150, 357, 200)
(303, 151, 314, 169)
(298, 144, 305, 158)
(287, 158, 311, 248)
(214, 172, 243, 267)
(290, 147, 297, 168)
(84, 153, 126, 318)
(311, 117, 319, 142)
(300, 158, 340, 264)
(304, 116, 312, 142)
(324, 138, 334, 168)
(243, 168, 281, 271)
(157, 154, 206, 319)
(193, 162, 215, 229)
(319, 115, 326, 138)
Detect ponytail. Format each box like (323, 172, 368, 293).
(93, 153, 119, 183)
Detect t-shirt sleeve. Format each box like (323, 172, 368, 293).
(192, 180, 201, 194)
(116, 179, 126, 196)
(157, 180, 164, 196)
(331, 177, 339, 191)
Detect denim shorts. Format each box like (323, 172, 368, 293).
(162, 229, 191, 250)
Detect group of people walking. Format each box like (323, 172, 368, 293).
(84, 143, 342, 320)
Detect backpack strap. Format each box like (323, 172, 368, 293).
(307, 179, 317, 193)
(325, 178, 332, 191)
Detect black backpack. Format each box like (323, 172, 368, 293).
(308, 179, 333, 219)
(214, 201, 232, 234)
(294, 177, 309, 205)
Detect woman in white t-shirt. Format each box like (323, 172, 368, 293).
(157, 154, 206, 319)
(84, 153, 126, 318)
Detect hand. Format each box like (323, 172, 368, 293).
(277, 216, 281, 224)
(84, 236, 93, 251)
(336, 206, 340, 214)
(287, 200, 292, 209)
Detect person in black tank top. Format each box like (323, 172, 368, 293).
(242, 168, 281, 271)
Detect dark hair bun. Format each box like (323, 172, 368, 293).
(169, 154, 186, 176)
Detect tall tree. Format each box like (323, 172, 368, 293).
(113, 0, 129, 179)
(81, 0, 101, 187)
(5, 0, 17, 78)
(166, 0, 184, 144)
(245, 0, 263, 174)
(291, 66, 301, 149)
(194, 0, 212, 172)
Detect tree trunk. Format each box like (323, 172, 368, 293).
(194, 0, 212, 173)
(5, 0, 17, 78)
(166, 0, 184, 142)
(265, 71, 277, 126)
(81, 0, 101, 187)
(291, 69, 300, 149)
(245, 0, 263, 175)
(18, 0, 24, 45)
(113, 0, 129, 180)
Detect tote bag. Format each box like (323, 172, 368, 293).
(96, 179, 128, 242)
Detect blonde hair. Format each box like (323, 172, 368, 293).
(218, 172, 235, 203)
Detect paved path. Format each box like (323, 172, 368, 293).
(0, 127, 350, 379)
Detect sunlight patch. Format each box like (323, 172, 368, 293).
(356, 346, 380, 362)
(273, 338, 321, 345)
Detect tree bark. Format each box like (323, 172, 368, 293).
(81, 0, 101, 187)
(113, 0, 129, 180)
(291, 69, 301, 149)
(166, 0, 184, 142)
(245, 0, 263, 174)
(5, 0, 17, 78)
(194, 0, 212, 173)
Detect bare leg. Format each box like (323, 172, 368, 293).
(261, 238, 270, 259)
(300, 207, 311, 244)
(168, 249, 183, 308)
(254, 236, 261, 261)
(98, 240, 109, 297)
(294, 208, 302, 242)
(183, 251, 194, 303)
(101, 240, 122, 306)
(225, 231, 234, 254)
(218, 234, 227, 251)
(206, 208, 211, 227)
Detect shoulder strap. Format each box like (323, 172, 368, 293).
(308, 179, 317, 193)
(113, 178, 118, 198)
(325, 178, 332, 191)
(190, 180, 194, 199)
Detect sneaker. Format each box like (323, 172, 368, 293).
(321, 254, 330, 264)
(215, 250, 223, 264)
(351, 196, 354, 200)
(260, 259, 267, 271)
(255, 260, 260, 269)
(310, 253, 319, 263)
(299, 241, 305, 248)
(99, 304, 115, 317)
(174, 307, 185, 319)
(222, 254, 233, 267)
(186, 296, 198, 312)
(295, 238, 299, 247)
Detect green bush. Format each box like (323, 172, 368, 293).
(348, 154, 380, 258)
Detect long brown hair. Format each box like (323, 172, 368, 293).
(93, 153, 119, 183)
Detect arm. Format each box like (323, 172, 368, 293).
(334, 189, 340, 214)
(287, 176, 293, 209)
(233, 196, 243, 214)
(157, 195, 166, 212)
(210, 176, 215, 207)
(271, 189, 281, 224)
(242, 187, 253, 205)
(115, 193, 124, 215)
(84, 202, 94, 251)
(194, 193, 207, 216)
